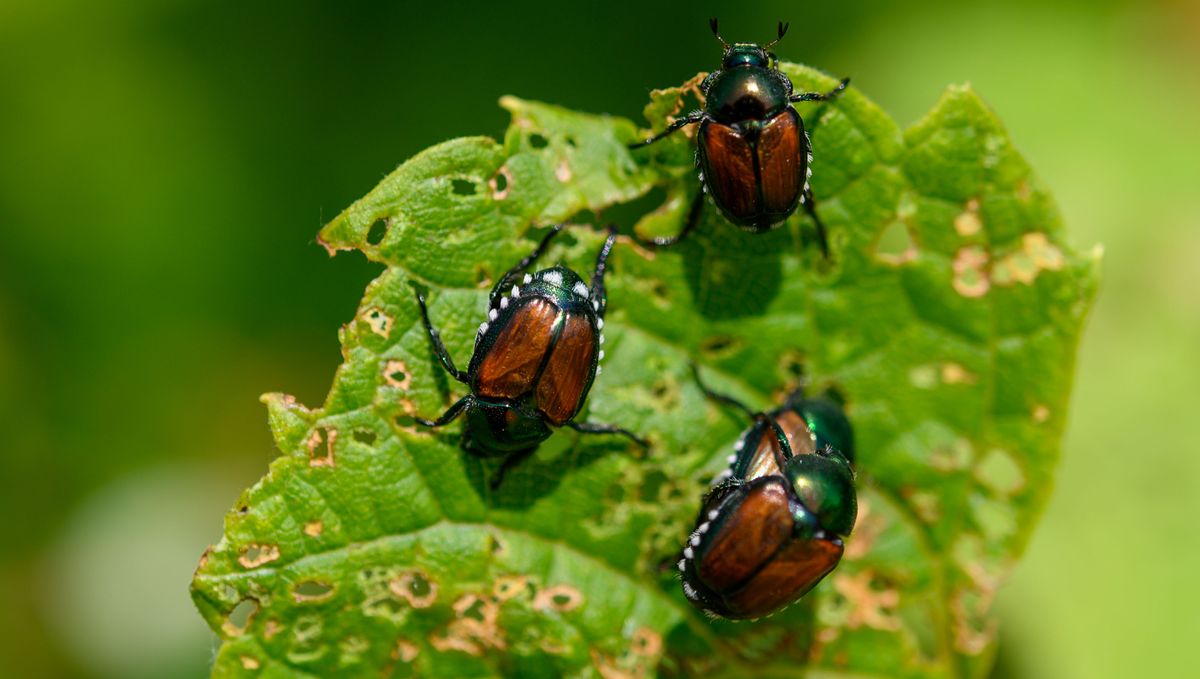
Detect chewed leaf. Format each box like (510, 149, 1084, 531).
(192, 65, 1097, 678)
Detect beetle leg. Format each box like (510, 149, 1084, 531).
(413, 287, 470, 383)
(634, 190, 704, 249)
(761, 414, 796, 467)
(565, 420, 649, 448)
(588, 225, 619, 318)
(489, 446, 535, 489)
(690, 363, 758, 421)
(628, 111, 706, 149)
(414, 394, 473, 428)
(789, 77, 850, 103)
(800, 186, 831, 259)
(489, 223, 568, 302)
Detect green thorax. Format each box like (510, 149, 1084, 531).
(704, 59, 791, 125)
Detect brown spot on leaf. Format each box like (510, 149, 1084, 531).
(384, 360, 412, 390)
(303, 520, 323, 537)
(993, 232, 1065, 287)
(490, 165, 512, 200)
(631, 628, 662, 657)
(306, 427, 337, 468)
(954, 198, 982, 236)
(492, 575, 529, 602)
(430, 594, 506, 656)
(389, 571, 438, 609)
(317, 232, 351, 256)
(393, 639, 419, 663)
(263, 619, 282, 639)
(222, 598, 258, 636)
(540, 639, 571, 655)
(534, 584, 583, 612)
(556, 159, 573, 183)
(1032, 404, 1050, 423)
(240, 655, 260, 670)
(941, 362, 977, 385)
(832, 569, 901, 631)
(238, 544, 280, 569)
(843, 499, 887, 560)
(953, 246, 990, 297)
(363, 308, 392, 338)
(591, 648, 645, 679)
(429, 633, 481, 656)
(952, 587, 999, 655)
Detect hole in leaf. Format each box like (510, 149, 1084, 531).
(293, 580, 335, 602)
(640, 469, 668, 501)
(606, 482, 625, 503)
(875, 220, 917, 264)
(474, 263, 493, 287)
(780, 351, 806, 379)
(408, 573, 432, 599)
(700, 335, 741, 358)
(390, 571, 438, 608)
(363, 308, 392, 338)
(306, 427, 337, 467)
(493, 575, 528, 601)
(384, 359, 412, 390)
(238, 543, 281, 568)
(294, 615, 321, 639)
(226, 598, 258, 634)
(534, 585, 583, 612)
(460, 597, 489, 622)
(603, 185, 667, 230)
(528, 133, 549, 149)
(353, 429, 377, 445)
(367, 219, 388, 246)
(490, 166, 512, 200)
(451, 179, 476, 196)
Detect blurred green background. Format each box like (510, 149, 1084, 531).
(1, 0, 1196, 676)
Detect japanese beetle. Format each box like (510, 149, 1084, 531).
(630, 19, 849, 252)
(676, 366, 856, 620)
(413, 224, 647, 487)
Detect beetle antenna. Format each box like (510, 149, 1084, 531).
(709, 18, 729, 51)
(764, 21, 789, 50)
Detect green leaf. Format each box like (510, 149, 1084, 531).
(192, 65, 1097, 678)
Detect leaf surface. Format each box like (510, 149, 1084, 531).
(192, 65, 1097, 678)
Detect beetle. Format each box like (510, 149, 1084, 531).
(629, 19, 849, 253)
(412, 224, 647, 487)
(676, 366, 857, 620)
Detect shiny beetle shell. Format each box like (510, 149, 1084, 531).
(680, 475, 845, 620)
(698, 87, 807, 231)
(679, 386, 857, 620)
(469, 266, 600, 428)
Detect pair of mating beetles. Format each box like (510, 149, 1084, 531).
(412, 21, 856, 621)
